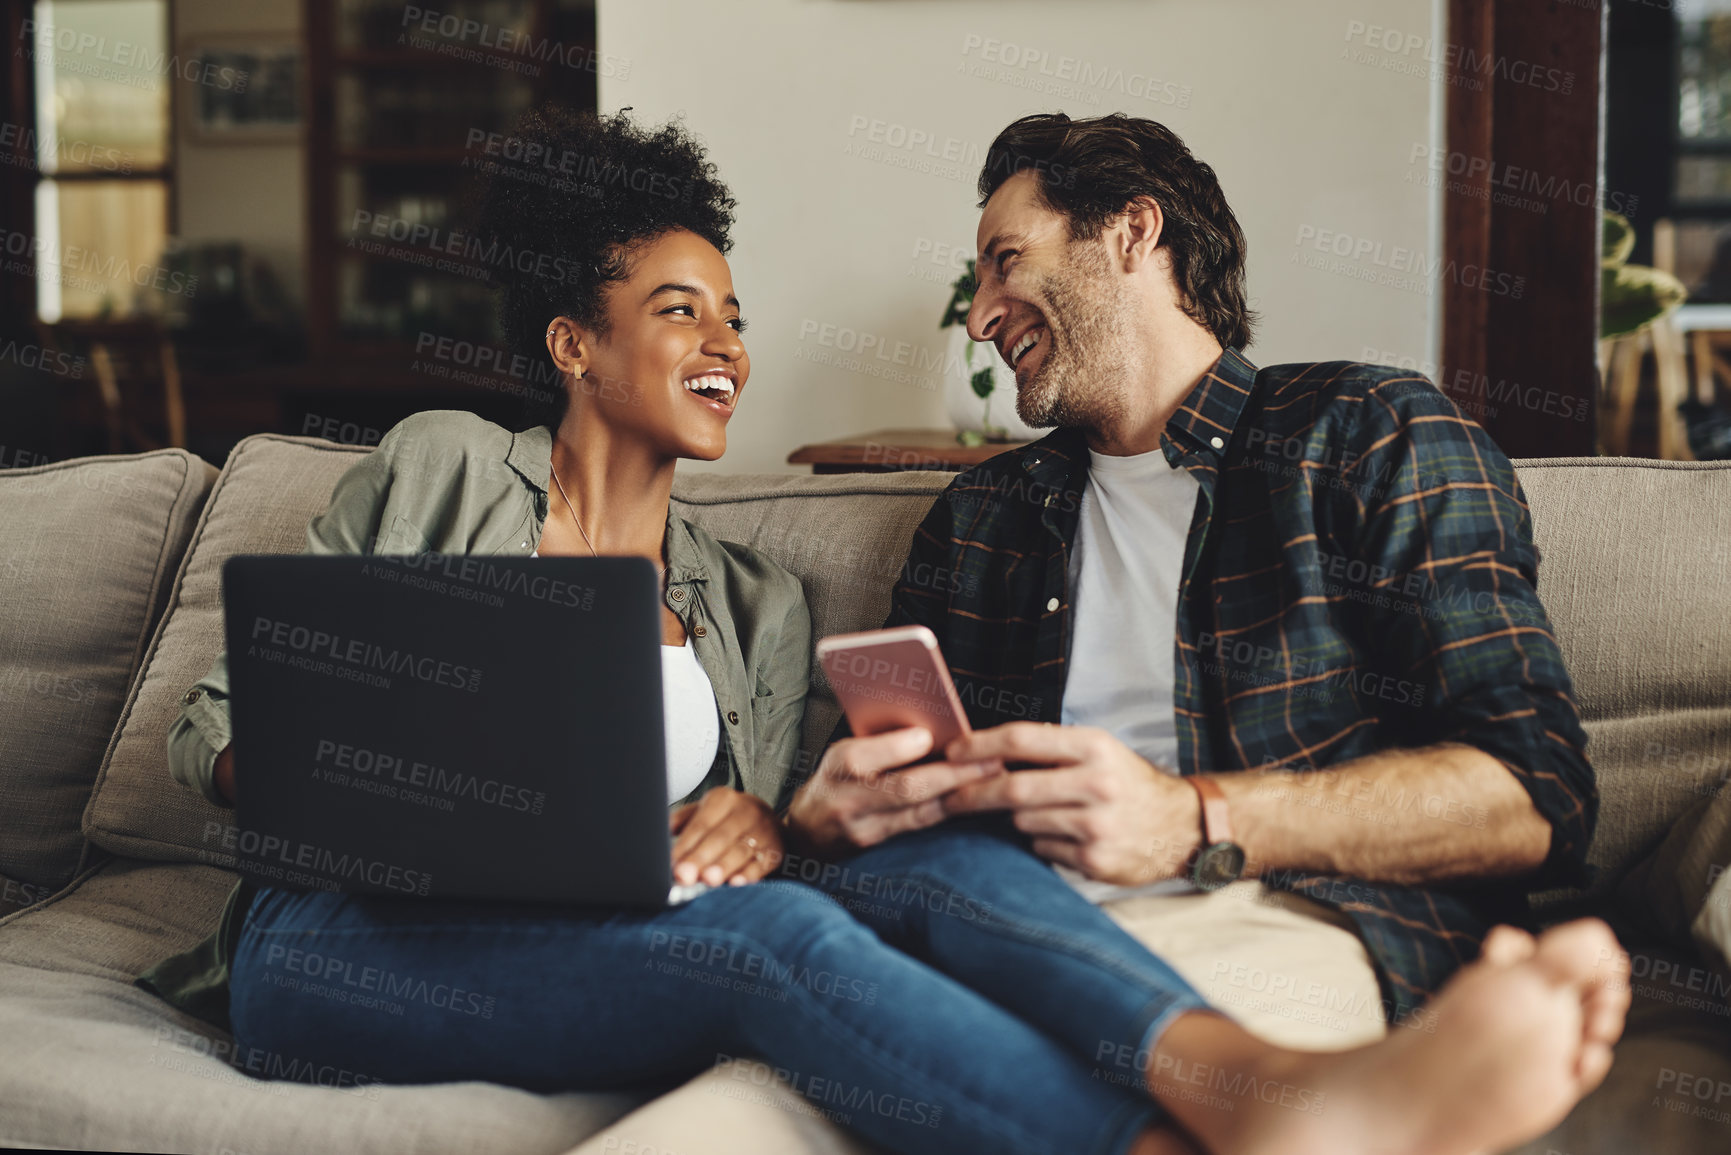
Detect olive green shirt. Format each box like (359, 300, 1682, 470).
(138, 411, 812, 1030)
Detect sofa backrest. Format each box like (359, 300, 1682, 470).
(670, 471, 952, 765)
(75, 434, 1731, 904)
(83, 435, 372, 866)
(0, 450, 215, 913)
(1516, 457, 1731, 899)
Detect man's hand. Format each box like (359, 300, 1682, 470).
(784, 727, 1004, 855)
(941, 723, 1202, 886)
(671, 788, 783, 887)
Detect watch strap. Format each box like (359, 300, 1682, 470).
(1189, 775, 1233, 845)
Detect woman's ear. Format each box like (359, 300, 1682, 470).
(546, 316, 589, 380)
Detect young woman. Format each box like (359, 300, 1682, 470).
(141, 108, 1626, 1155)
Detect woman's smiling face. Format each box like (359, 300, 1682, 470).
(562, 227, 749, 461)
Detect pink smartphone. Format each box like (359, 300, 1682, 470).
(816, 625, 972, 751)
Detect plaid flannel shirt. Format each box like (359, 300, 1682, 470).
(858, 347, 1596, 1021)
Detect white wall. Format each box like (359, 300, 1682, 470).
(173, 0, 305, 309)
(601, 0, 1445, 474)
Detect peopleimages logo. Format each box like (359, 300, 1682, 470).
(1195, 631, 1426, 707)
(248, 615, 484, 693)
(1342, 20, 1574, 95)
(1407, 144, 1638, 218)
(202, 821, 432, 896)
(0, 228, 199, 298)
(0, 121, 131, 174)
(348, 209, 578, 284)
(1292, 225, 1524, 298)
(463, 129, 688, 200)
(263, 942, 497, 1018)
(957, 33, 1192, 109)
(312, 738, 547, 816)
(368, 550, 597, 609)
(402, 6, 631, 78)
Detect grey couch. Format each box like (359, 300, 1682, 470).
(2, 433, 1729, 1154)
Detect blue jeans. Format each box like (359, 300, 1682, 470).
(230, 818, 1206, 1155)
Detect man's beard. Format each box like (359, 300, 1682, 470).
(1013, 240, 1137, 431)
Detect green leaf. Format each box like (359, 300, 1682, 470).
(1602, 211, 1635, 269)
(970, 366, 996, 399)
(956, 429, 987, 447)
(939, 258, 979, 329)
(1600, 264, 1687, 339)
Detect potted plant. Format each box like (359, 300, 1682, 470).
(939, 259, 1042, 446)
(1600, 212, 1686, 339)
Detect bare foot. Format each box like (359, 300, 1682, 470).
(1144, 918, 1632, 1155)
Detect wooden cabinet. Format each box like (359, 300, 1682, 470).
(304, 0, 598, 364)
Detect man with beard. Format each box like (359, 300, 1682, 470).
(782, 112, 1622, 1151)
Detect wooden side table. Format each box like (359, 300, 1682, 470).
(787, 428, 1033, 474)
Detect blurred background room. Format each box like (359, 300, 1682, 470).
(0, 0, 1726, 475)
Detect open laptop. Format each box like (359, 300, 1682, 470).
(221, 553, 695, 909)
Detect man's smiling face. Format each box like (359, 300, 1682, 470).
(966, 170, 1138, 431)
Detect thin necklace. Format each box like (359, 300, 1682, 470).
(549, 461, 667, 585)
(549, 462, 598, 556)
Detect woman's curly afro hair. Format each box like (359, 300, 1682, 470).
(469, 104, 737, 428)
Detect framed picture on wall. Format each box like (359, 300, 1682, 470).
(183, 36, 304, 143)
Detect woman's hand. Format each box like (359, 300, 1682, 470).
(784, 727, 1002, 855)
(670, 787, 783, 887)
(214, 745, 237, 805)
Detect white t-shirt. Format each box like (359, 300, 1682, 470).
(531, 550, 718, 804)
(1056, 447, 1203, 904)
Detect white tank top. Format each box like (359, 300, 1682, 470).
(532, 550, 720, 803)
(661, 635, 722, 803)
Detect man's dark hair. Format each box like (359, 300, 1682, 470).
(977, 112, 1254, 351)
(469, 105, 737, 429)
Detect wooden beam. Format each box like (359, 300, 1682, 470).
(0, 0, 38, 333)
(1442, 0, 1495, 430)
(1444, 0, 1603, 458)
(305, 0, 336, 362)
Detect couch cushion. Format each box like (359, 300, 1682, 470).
(1508, 952, 1731, 1155)
(83, 435, 371, 863)
(0, 858, 641, 1152)
(0, 450, 215, 892)
(1515, 458, 1731, 896)
(0, 872, 53, 920)
(1617, 768, 1731, 968)
(671, 470, 953, 773)
(569, 1060, 881, 1155)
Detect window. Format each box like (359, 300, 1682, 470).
(25, 0, 171, 321)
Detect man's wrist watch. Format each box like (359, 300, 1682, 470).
(1187, 776, 1247, 891)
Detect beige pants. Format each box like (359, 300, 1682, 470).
(1101, 880, 1389, 1051)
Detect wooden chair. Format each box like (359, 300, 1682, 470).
(35, 318, 186, 453)
(1598, 219, 1720, 459)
